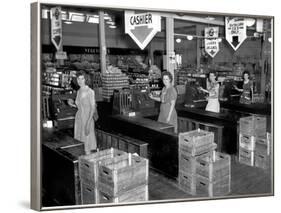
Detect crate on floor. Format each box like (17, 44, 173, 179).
(239, 115, 266, 136)
(178, 171, 197, 195)
(179, 129, 215, 156)
(255, 134, 270, 156)
(254, 152, 270, 170)
(99, 184, 148, 203)
(178, 144, 216, 175)
(79, 148, 127, 185)
(98, 153, 149, 197)
(196, 152, 231, 182)
(238, 147, 254, 166)
(239, 133, 256, 151)
(81, 183, 99, 205)
(196, 174, 231, 197)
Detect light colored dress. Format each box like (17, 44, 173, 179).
(74, 86, 97, 153)
(205, 82, 220, 113)
(158, 86, 178, 133)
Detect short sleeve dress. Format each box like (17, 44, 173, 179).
(239, 81, 253, 104)
(158, 86, 178, 133)
(74, 86, 97, 153)
(205, 82, 220, 113)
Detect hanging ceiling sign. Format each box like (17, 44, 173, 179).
(50, 7, 62, 50)
(125, 11, 161, 50)
(204, 27, 219, 58)
(225, 17, 247, 51)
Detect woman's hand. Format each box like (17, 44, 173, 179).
(67, 99, 76, 107)
(148, 93, 154, 100)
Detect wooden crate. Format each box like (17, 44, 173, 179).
(196, 174, 231, 197)
(255, 135, 270, 155)
(179, 129, 215, 156)
(99, 184, 148, 203)
(238, 147, 254, 166)
(239, 133, 256, 151)
(239, 116, 266, 136)
(178, 171, 197, 195)
(81, 183, 99, 205)
(98, 154, 149, 197)
(179, 146, 216, 175)
(79, 148, 127, 186)
(254, 152, 270, 170)
(196, 152, 231, 182)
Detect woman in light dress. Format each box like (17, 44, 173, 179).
(68, 71, 97, 154)
(199, 71, 220, 113)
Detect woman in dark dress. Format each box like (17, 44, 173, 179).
(234, 71, 253, 104)
(149, 71, 178, 133)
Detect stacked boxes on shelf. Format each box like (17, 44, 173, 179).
(178, 129, 231, 197)
(178, 129, 217, 195)
(78, 148, 126, 204)
(98, 153, 149, 203)
(238, 115, 269, 168)
(102, 72, 129, 101)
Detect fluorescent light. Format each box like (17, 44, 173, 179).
(88, 16, 99, 24)
(186, 35, 193, 40)
(206, 16, 215, 21)
(106, 21, 115, 25)
(109, 25, 117, 29)
(176, 38, 181, 43)
(70, 12, 85, 22)
(245, 18, 256, 27)
(64, 21, 73, 25)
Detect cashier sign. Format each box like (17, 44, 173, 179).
(125, 11, 161, 50)
(51, 7, 62, 50)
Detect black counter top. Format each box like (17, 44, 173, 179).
(221, 101, 271, 115)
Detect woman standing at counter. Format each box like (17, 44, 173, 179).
(68, 71, 97, 154)
(234, 71, 253, 104)
(199, 71, 220, 113)
(149, 71, 178, 133)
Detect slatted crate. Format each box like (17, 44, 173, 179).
(196, 152, 231, 182)
(98, 153, 149, 197)
(239, 115, 266, 136)
(179, 144, 217, 175)
(178, 171, 197, 195)
(238, 147, 254, 166)
(255, 134, 270, 156)
(99, 184, 148, 203)
(81, 183, 99, 205)
(196, 174, 231, 197)
(254, 152, 270, 170)
(239, 133, 256, 151)
(179, 129, 214, 156)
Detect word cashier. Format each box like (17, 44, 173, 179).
(130, 13, 152, 26)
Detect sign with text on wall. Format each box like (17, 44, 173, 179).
(225, 17, 247, 51)
(50, 7, 62, 50)
(125, 11, 161, 50)
(204, 27, 219, 58)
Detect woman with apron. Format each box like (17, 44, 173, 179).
(199, 71, 220, 113)
(234, 71, 253, 104)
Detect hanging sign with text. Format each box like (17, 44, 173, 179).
(50, 7, 62, 50)
(125, 11, 161, 50)
(225, 17, 247, 51)
(204, 27, 219, 58)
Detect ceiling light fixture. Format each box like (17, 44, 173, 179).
(187, 35, 193, 40)
(109, 25, 117, 29)
(176, 38, 181, 43)
(64, 21, 73, 24)
(245, 18, 256, 27)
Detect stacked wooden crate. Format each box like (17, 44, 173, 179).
(238, 115, 269, 168)
(78, 148, 126, 204)
(178, 129, 217, 195)
(196, 152, 231, 197)
(98, 153, 149, 203)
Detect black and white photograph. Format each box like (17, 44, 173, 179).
(30, 0, 275, 211)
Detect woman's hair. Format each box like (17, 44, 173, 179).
(162, 71, 173, 83)
(207, 71, 217, 82)
(76, 70, 90, 86)
(242, 71, 251, 80)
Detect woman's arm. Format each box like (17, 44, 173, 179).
(149, 93, 161, 102)
(67, 99, 77, 108)
(199, 87, 209, 94)
(167, 100, 176, 122)
(234, 85, 243, 92)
